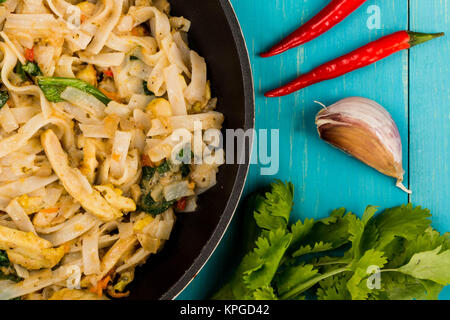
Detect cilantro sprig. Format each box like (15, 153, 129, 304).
(212, 181, 450, 300)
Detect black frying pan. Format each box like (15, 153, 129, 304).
(127, 0, 254, 300)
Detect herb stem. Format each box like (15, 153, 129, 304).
(379, 268, 400, 273)
(314, 259, 351, 267)
(280, 266, 350, 299)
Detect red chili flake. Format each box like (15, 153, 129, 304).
(103, 69, 114, 78)
(24, 48, 34, 62)
(176, 198, 187, 211)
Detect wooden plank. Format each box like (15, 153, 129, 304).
(235, 0, 410, 220)
(409, 0, 450, 299)
(179, 0, 410, 299)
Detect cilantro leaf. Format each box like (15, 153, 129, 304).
(211, 181, 450, 301)
(378, 273, 441, 300)
(214, 228, 291, 300)
(253, 181, 294, 232)
(243, 229, 292, 291)
(346, 249, 387, 300)
(250, 286, 278, 300)
(292, 241, 333, 258)
(394, 228, 450, 267)
(289, 217, 315, 250)
(275, 263, 320, 299)
(317, 275, 351, 300)
(295, 209, 351, 251)
(346, 206, 378, 259)
(362, 204, 432, 252)
(397, 246, 450, 285)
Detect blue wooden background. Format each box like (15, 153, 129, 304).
(178, 0, 450, 299)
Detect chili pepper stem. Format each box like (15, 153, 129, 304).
(408, 31, 445, 47)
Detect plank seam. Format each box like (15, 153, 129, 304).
(407, 0, 411, 203)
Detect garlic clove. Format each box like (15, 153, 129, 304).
(315, 97, 411, 194)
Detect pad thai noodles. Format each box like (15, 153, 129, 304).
(0, 0, 224, 300)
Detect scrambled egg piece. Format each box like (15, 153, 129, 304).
(75, 65, 97, 87)
(94, 185, 136, 212)
(0, 225, 66, 270)
(49, 288, 109, 300)
(133, 215, 154, 233)
(17, 194, 45, 215)
(133, 215, 162, 253)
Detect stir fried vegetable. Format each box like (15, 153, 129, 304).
(142, 81, 154, 96)
(139, 193, 175, 215)
(14, 61, 42, 81)
(0, 250, 8, 267)
(138, 159, 193, 215)
(0, 251, 21, 283)
(157, 160, 171, 174)
(37, 77, 112, 105)
(0, 91, 9, 109)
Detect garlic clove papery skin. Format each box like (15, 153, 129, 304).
(315, 97, 411, 194)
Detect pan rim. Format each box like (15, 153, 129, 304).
(160, 0, 255, 300)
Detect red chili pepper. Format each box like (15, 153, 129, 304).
(176, 197, 187, 211)
(265, 31, 444, 97)
(104, 69, 114, 77)
(24, 47, 34, 62)
(261, 0, 368, 58)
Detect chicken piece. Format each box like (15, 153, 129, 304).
(49, 288, 109, 300)
(80, 138, 99, 184)
(0, 225, 66, 270)
(94, 185, 136, 212)
(41, 130, 122, 222)
(99, 235, 137, 279)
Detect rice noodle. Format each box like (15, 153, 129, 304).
(5, 199, 36, 234)
(0, 0, 224, 300)
(42, 214, 97, 246)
